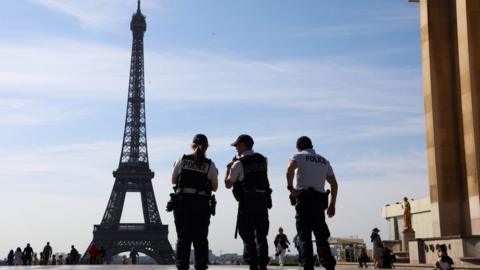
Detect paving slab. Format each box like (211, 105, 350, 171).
(0, 266, 353, 270)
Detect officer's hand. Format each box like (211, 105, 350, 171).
(327, 204, 336, 218)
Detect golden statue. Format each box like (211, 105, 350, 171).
(402, 197, 412, 230)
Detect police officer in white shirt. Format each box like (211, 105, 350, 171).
(225, 134, 272, 270)
(171, 134, 218, 270)
(286, 136, 338, 270)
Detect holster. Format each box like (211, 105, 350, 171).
(209, 195, 217, 216)
(166, 186, 179, 212)
(289, 194, 297, 206)
(323, 189, 331, 210)
(166, 193, 178, 212)
(266, 188, 273, 209)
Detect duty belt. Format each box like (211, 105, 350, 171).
(244, 188, 268, 193)
(176, 187, 210, 196)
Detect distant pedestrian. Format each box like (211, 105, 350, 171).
(70, 245, 80, 264)
(58, 254, 64, 265)
(130, 248, 139, 265)
(51, 254, 57, 265)
(358, 247, 369, 268)
(14, 247, 22, 265)
(42, 242, 52, 265)
(33, 253, 39, 265)
(292, 234, 302, 266)
(122, 255, 128, 264)
(435, 244, 453, 270)
(87, 243, 99, 264)
(99, 246, 106, 264)
(382, 247, 395, 269)
(23, 243, 34, 265)
(7, 250, 14, 265)
(274, 227, 290, 266)
(370, 228, 383, 269)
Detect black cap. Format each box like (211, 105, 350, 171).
(296, 136, 313, 150)
(231, 134, 254, 148)
(372, 227, 380, 232)
(193, 134, 208, 146)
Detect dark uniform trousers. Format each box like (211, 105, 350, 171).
(238, 199, 270, 269)
(296, 192, 336, 270)
(174, 194, 211, 270)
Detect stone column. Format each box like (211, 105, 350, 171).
(401, 229, 416, 251)
(419, 0, 470, 237)
(456, 0, 480, 235)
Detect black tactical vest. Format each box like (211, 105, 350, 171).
(240, 153, 269, 191)
(177, 154, 212, 192)
(233, 153, 272, 210)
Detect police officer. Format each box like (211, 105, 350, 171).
(171, 134, 218, 270)
(286, 136, 338, 270)
(225, 134, 272, 270)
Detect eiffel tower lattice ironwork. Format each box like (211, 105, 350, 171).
(83, 1, 174, 264)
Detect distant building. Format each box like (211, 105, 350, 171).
(328, 237, 366, 262)
(381, 197, 432, 240)
(213, 253, 243, 265)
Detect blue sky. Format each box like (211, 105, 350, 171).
(0, 0, 427, 257)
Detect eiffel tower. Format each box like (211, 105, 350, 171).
(83, 0, 174, 264)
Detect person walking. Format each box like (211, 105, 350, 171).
(42, 242, 52, 265)
(87, 243, 100, 264)
(51, 254, 57, 265)
(129, 248, 140, 265)
(23, 243, 34, 265)
(7, 250, 14, 265)
(98, 246, 106, 264)
(358, 247, 369, 268)
(70, 245, 80, 264)
(225, 134, 272, 270)
(371, 228, 384, 269)
(170, 134, 219, 270)
(286, 136, 338, 270)
(14, 247, 22, 265)
(58, 254, 64, 265)
(274, 227, 290, 266)
(33, 253, 40, 265)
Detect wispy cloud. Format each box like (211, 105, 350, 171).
(0, 38, 421, 109)
(29, 0, 164, 27)
(0, 97, 89, 124)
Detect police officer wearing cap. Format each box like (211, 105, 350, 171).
(286, 136, 338, 270)
(171, 134, 218, 270)
(225, 134, 272, 270)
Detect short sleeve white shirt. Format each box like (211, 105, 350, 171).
(228, 150, 260, 183)
(290, 149, 333, 193)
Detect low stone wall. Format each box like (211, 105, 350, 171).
(409, 236, 480, 266)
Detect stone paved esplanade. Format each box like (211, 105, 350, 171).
(409, 0, 480, 265)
